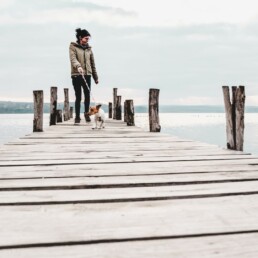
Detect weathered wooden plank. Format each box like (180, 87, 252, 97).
(0, 149, 237, 159)
(0, 162, 257, 177)
(0, 148, 236, 158)
(0, 147, 247, 155)
(2, 170, 258, 189)
(0, 149, 251, 161)
(0, 144, 223, 151)
(20, 134, 173, 139)
(0, 180, 258, 204)
(4, 138, 201, 144)
(0, 164, 256, 178)
(1, 233, 258, 258)
(0, 155, 257, 167)
(0, 196, 258, 247)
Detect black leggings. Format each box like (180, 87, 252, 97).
(71, 75, 91, 118)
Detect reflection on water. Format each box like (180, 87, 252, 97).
(135, 113, 258, 156)
(0, 114, 49, 145)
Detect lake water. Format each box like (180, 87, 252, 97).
(0, 113, 258, 155)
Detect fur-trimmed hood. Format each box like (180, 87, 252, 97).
(70, 42, 92, 50)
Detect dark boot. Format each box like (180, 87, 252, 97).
(84, 112, 91, 122)
(74, 117, 81, 124)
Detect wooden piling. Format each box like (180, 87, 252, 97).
(235, 86, 245, 151)
(113, 88, 117, 119)
(70, 107, 73, 119)
(232, 86, 238, 149)
(56, 110, 63, 123)
(124, 101, 128, 123)
(49, 87, 57, 126)
(222, 86, 235, 149)
(222, 86, 245, 151)
(126, 99, 135, 126)
(33, 90, 44, 132)
(109, 102, 112, 119)
(116, 96, 122, 120)
(149, 89, 161, 132)
(63, 88, 70, 121)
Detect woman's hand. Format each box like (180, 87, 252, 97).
(77, 67, 84, 74)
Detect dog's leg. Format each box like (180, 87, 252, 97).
(92, 116, 98, 130)
(97, 121, 101, 129)
(99, 120, 104, 129)
(97, 116, 102, 129)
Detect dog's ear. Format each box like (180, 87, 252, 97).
(96, 104, 102, 110)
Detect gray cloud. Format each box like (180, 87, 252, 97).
(1, 4, 258, 104)
(0, 0, 137, 23)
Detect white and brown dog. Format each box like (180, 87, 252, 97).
(87, 104, 105, 129)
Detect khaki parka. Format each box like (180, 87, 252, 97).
(69, 42, 98, 82)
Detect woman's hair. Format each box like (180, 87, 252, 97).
(75, 28, 91, 43)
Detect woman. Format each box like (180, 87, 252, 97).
(69, 28, 99, 124)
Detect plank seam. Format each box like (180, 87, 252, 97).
(0, 158, 257, 167)
(1, 230, 258, 250)
(2, 178, 258, 191)
(0, 169, 257, 180)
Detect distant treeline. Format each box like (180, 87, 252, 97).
(1, 101, 258, 114)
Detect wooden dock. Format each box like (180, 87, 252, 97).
(1, 118, 258, 257)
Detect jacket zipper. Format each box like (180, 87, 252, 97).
(83, 49, 87, 75)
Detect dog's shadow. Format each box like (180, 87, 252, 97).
(92, 127, 105, 130)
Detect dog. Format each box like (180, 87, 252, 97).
(86, 104, 105, 129)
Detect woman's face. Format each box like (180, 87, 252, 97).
(80, 36, 90, 45)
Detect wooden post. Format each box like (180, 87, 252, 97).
(108, 102, 112, 118)
(70, 107, 73, 118)
(222, 86, 245, 151)
(33, 90, 44, 132)
(113, 88, 117, 119)
(124, 101, 128, 122)
(222, 86, 235, 149)
(232, 86, 237, 148)
(56, 110, 63, 123)
(49, 87, 57, 126)
(116, 95, 122, 120)
(63, 88, 70, 121)
(149, 89, 161, 132)
(235, 86, 245, 151)
(126, 100, 135, 126)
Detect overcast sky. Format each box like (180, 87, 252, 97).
(1, 0, 258, 105)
